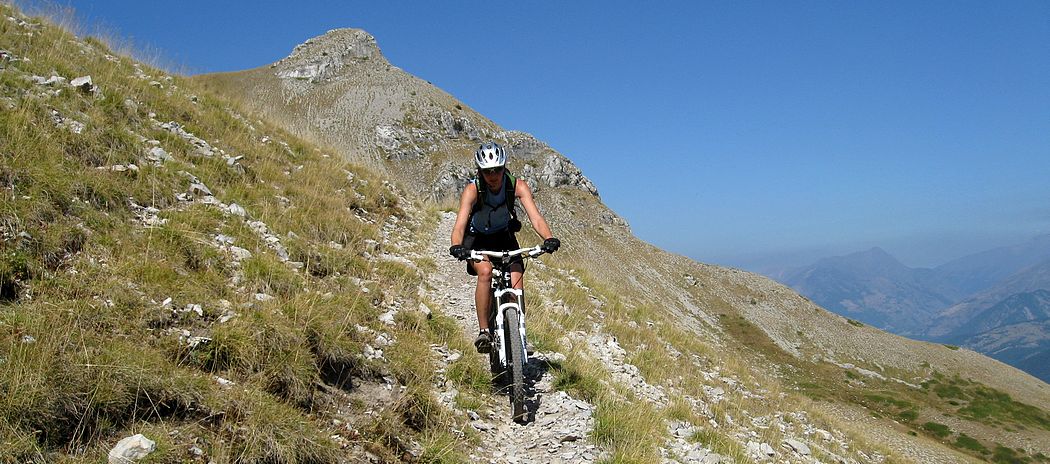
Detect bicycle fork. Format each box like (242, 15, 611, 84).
(492, 286, 527, 367)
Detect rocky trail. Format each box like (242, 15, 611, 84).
(421, 212, 601, 463)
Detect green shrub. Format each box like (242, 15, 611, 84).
(934, 383, 964, 400)
(991, 444, 1024, 464)
(921, 421, 951, 439)
(896, 410, 918, 422)
(954, 433, 988, 454)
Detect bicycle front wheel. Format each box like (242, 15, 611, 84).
(504, 307, 526, 420)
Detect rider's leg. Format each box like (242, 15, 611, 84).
(474, 260, 494, 330)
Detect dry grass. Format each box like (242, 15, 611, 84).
(0, 5, 470, 461)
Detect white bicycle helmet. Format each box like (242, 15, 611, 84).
(474, 142, 507, 169)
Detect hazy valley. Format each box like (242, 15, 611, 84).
(772, 236, 1050, 383)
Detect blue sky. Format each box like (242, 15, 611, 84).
(27, 1, 1050, 270)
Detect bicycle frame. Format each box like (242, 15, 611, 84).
(470, 246, 543, 369)
(491, 271, 526, 369)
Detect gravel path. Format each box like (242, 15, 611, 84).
(424, 212, 602, 463)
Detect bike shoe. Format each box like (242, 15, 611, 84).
(474, 331, 491, 354)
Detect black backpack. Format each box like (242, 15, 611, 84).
(470, 172, 522, 234)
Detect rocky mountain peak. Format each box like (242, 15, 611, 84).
(270, 28, 386, 82)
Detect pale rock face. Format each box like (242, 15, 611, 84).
(432, 164, 474, 200)
(438, 111, 480, 140)
(538, 155, 599, 195)
(374, 125, 402, 151)
(373, 124, 424, 160)
(276, 62, 330, 81)
(273, 28, 384, 83)
(497, 131, 599, 196)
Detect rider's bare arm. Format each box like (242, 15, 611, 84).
(514, 179, 553, 241)
(451, 183, 478, 246)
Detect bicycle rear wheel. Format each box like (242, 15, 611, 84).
(505, 307, 526, 420)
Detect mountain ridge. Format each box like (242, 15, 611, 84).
(929, 256, 1050, 338)
(776, 247, 957, 335)
(935, 233, 1050, 296)
(2, 9, 1046, 461)
(771, 237, 1050, 383)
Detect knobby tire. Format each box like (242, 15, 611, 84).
(505, 307, 526, 421)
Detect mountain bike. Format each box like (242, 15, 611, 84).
(468, 245, 546, 421)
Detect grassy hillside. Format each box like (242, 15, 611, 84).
(0, 6, 477, 461)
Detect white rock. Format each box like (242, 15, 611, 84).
(188, 182, 212, 196)
(146, 146, 172, 163)
(70, 75, 96, 94)
(760, 442, 775, 457)
(363, 344, 383, 360)
(108, 434, 155, 463)
(228, 203, 247, 217)
(228, 246, 252, 261)
(218, 309, 237, 323)
(816, 429, 833, 442)
(379, 310, 396, 325)
(43, 75, 66, 86)
(700, 453, 723, 464)
(181, 304, 203, 316)
(546, 352, 567, 363)
(783, 438, 811, 456)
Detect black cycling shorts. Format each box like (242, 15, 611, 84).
(463, 232, 524, 276)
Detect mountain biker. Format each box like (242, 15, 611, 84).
(449, 142, 561, 353)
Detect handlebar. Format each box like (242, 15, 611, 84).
(468, 245, 545, 262)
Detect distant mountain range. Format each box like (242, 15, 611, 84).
(770, 234, 1050, 382)
(773, 247, 955, 335)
